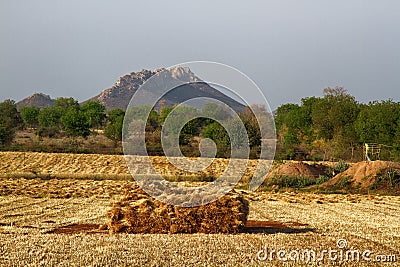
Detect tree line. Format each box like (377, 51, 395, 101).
(0, 98, 264, 158)
(275, 87, 400, 161)
(123, 103, 265, 158)
(0, 97, 125, 148)
(2, 88, 399, 162)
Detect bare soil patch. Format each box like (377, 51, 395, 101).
(266, 162, 326, 179)
(321, 160, 400, 192)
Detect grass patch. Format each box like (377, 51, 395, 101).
(323, 160, 350, 179)
(334, 160, 350, 174)
(315, 175, 330, 185)
(267, 175, 315, 188)
(338, 175, 352, 188)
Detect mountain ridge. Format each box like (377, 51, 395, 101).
(16, 93, 55, 110)
(16, 67, 246, 112)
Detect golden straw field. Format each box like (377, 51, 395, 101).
(0, 152, 399, 266)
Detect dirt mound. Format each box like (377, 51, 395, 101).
(266, 162, 326, 180)
(321, 161, 400, 190)
(101, 184, 249, 234)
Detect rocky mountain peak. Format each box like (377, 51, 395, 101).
(89, 66, 209, 110)
(16, 93, 55, 109)
(169, 66, 199, 83)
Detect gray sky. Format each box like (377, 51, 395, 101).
(1, 0, 399, 109)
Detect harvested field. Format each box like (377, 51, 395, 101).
(0, 191, 399, 266)
(0, 152, 265, 182)
(0, 152, 399, 266)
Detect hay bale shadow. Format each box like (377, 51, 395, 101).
(243, 220, 315, 234)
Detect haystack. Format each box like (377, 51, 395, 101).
(101, 184, 249, 234)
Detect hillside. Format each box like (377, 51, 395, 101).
(88, 66, 246, 111)
(16, 67, 246, 112)
(16, 93, 55, 109)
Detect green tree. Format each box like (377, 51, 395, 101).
(312, 87, 359, 141)
(60, 109, 91, 137)
(162, 106, 199, 135)
(0, 100, 22, 147)
(54, 97, 79, 114)
(201, 121, 229, 157)
(20, 106, 40, 128)
(125, 106, 160, 132)
(38, 107, 61, 128)
(355, 100, 400, 145)
(275, 103, 302, 133)
(126, 106, 154, 121)
(225, 117, 249, 151)
(159, 106, 174, 125)
(239, 108, 261, 148)
(274, 88, 361, 160)
(37, 107, 62, 137)
(146, 109, 160, 132)
(105, 108, 125, 143)
(311, 88, 360, 159)
(275, 103, 312, 159)
(202, 102, 232, 121)
(80, 101, 106, 129)
(394, 118, 400, 160)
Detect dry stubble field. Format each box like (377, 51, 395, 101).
(0, 152, 399, 266)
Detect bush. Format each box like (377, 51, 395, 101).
(338, 175, 352, 187)
(334, 160, 350, 174)
(316, 175, 330, 185)
(268, 175, 315, 188)
(60, 109, 91, 137)
(323, 160, 350, 179)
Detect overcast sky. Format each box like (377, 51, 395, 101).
(1, 0, 399, 109)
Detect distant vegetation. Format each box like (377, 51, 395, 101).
(275, 87, 400, 161)
(1, 87, 400, 161)
(0, 100, 23, 146)
(123, 103, 266, 158)
(0, 98, 264, 158)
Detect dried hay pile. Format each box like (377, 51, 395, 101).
(101, 184, 249, 234)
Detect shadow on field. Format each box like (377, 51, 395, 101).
(45, 221, 315, 235)
(243, 220, 315, 234)
(47, 224, 105, 234)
